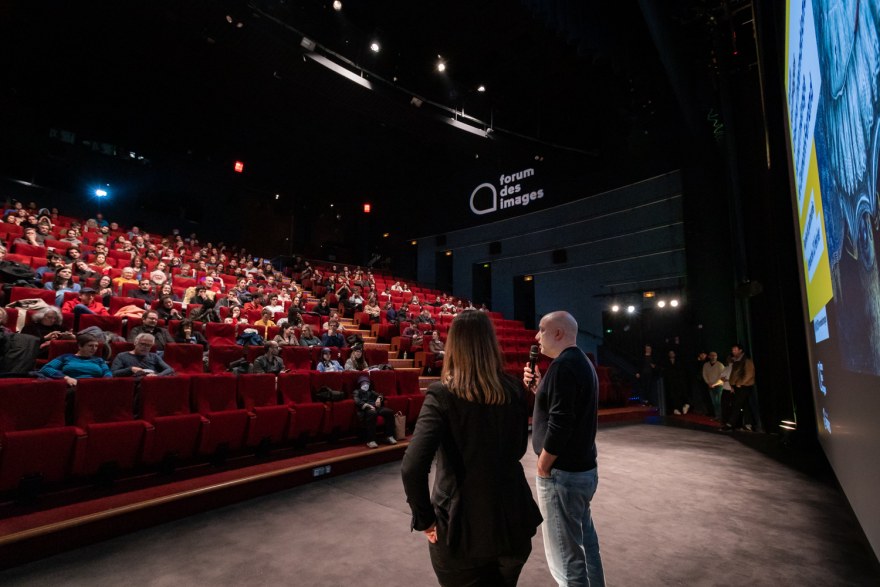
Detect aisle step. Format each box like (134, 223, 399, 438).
(388, 359, 414, 369)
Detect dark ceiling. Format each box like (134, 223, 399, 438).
(0, 0, 747, 257)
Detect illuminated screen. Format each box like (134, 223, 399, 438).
(785, 0, 880, 557)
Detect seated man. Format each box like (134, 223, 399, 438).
(354, 374, 397, 449)
(254, 308, 276, 339)
(417, 307, 435, 326)
(252, 340, 285, 375)
(403, 322, 424, 350)
(320, 325, 346, 349)
(264, 294, 284, 315)
(130, 279, 156, 304)
(127, 310, 172, 350)
(61, 287, 110, 321)
(110, 333, 175, 377)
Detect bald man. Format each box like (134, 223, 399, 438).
(524, 311, 605, 586)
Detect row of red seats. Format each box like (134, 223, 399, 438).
(0, 370, 424, 493)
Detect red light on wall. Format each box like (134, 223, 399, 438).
(363, 203, 371, 213)
(234, 161, 244, 173)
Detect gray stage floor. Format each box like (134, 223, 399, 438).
(1, 424, 877, 586)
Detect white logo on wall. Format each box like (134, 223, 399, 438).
(469, 167, 544, 215)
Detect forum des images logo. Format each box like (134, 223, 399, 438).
(469, 167, 544, 216)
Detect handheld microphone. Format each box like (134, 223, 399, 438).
(528, 345, 539, 389)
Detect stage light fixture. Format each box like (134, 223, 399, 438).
(370, 42, 380, 53)
(611, 304, 620, 313)
(411, 240, 417, 245)
(234, 161, 244, 173)
(382, 233, 390, 238)
(95, 189, 108, 197)
(332, 1, 342, 11)
(300, 37, 316, 51)
(363, 203, 371, 213)
(275, 194, 280, 200)
(477, 85, 486, 92)
(445, 250, 452, 256)
(626, 305, 636, 314)
(657, 300, 666, 308)
(436, 59, 446, 73)
(670, 299, 679, 307)
(410, 97, 423, 107)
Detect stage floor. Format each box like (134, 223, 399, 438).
(1, 423, 877, 586)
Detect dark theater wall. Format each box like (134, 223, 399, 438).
(416, 171, 685, 356)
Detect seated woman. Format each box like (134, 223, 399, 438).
(39, 331, 111, 387)
(253, 308, 276, 338)
(299, 324, 321, 347)
(428, 330, 445, 357)
(344, 344, 369, 371)
(158, 282, 180, 302)
(112, 267, 139, 294)
(223, 305, 249, 325)
(22, 306, 75, 358)
(364, 297, 382, 323)
(286, 306, 305, 328)
(156, 295, 183, 321)
(173, 319, 208, 350)
(89, 252, 113, 275)
(316, 347, 344, 372)
(274, 324, 299, 346)
(44, 266, 81, 306)
(96, 274, 114, 308)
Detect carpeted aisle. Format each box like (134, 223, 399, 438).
(0, 424, 877, 586)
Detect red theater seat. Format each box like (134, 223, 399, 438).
(79, 314, 124, 336)
(208, 345, 245, 374)
(310, 371, 356, 438)
(280, 346, 312, 371)
(0, 379, 84, 492)
(278, 372, 326, 443)
(10, 286, 57, 306)
(74, 379, 153, 477)
(108, 296, 146, 315)
(369, 370, 409, 417)
(164, 343, 205, 375)
(139, 376, 203, 464)
(190, 375, 252, 455)
(205, 322, 237, 346)
(239, 374, 292, 446)
(397, 370, 425, 425)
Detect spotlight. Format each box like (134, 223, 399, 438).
(275, 194, 280, 200)
(477, 85, 486, 92)
(370, 42, 380, 53)
(611, 304, 620, 313)
(382, 233, 390, 238)
(95, 189, 108, 197)
(626, 305, 636, 314)
(410, 240, 417, 246)
(332, 1, 342, 11)
(410, 97, 423, 107)
(670, 299, 679, 307)
(657, 300, 666, 308)
(301, 37, 316, 51)
(436, 59, 446, 73)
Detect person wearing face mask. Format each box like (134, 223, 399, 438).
(354, 374, 396, 448)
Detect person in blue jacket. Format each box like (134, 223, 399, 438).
(39, 331, 112, 387)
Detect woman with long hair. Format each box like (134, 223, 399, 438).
(45, 266, 80, 305)
(401, 311, 542, 586)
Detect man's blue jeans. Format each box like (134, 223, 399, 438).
(536, 467, 605, 587)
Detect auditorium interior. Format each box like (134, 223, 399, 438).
(1, 0, 879, 584)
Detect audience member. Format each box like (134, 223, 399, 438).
(719, 343, 759, 432)
(111, 333, 175, 377)
(321, 325, 345, 348)
(252, 341, 285, 374)
(274, 324, 299, 346)
(702, 351, 725, 421)
(663, 349, 690, 415)
(428, 330, 445, 358)
(45, 266, 81, 305)
(354, 374, 396, 449)
(316, 347, 343, 372)
(22, 307, 75, 357)
(299, 325, 321, 347)
(127, 310, 172, 349)
(39, 331, 112, 387)
(173, 319, 208, 350)
(130, 279, 156, 304)
(156, 296, 183, 321)
(344, 345, 369, 371)
(254, 308, 276, 338)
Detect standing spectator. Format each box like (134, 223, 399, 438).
(719, 343, 758, 432)
(403, 310, 541, 585)
(663, 349, 690, 415)
(636, 344, 657, 406)
(524, 311, 605, 586)
(702, 351, 726, 421)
